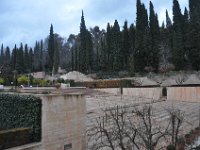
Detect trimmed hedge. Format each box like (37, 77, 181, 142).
(0, 127, 31, 149)
(75, 79, 134, 88)
(0, 94, 41, 144)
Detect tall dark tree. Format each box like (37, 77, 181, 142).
(48, 24, 55, 71)
(166, 10, 172, 28)
(149, 1, 160, 71)
(122, 21, 130, 70)
(79, 11, 93, 73)
(53, 40, 59, 73)
(0, 44, 4, 66)
(29, 48, 34, 72)
(172, 0, 185, 70)
(16, 43, 24, 73)
(11, 45, 17, 70)
(135, 0, 149, 72)
(188, 0, 200, 70)
(24, 44, 30, 72)
(5, 46, 11, 65)
(112, 20, 122, 71)
(106, 23, 112, 71)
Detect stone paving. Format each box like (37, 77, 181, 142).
(86, 89, 200, 149)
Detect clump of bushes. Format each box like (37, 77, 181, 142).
(0, 94, 41, 147)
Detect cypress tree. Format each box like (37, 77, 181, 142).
(172, 0, 185, 70)
(112, 20, 122, 71)
(5, 46, 11, 65)
(16, 43, 24, 73)
(149, 1, 160, 71)
(53, 40, 59, 73)
(106, 23, 112, 71)
(24, 44, 30, 73)
(135, 0, 149, 72)
(29, 48, 34, 72)
(0, 44, 4, 66)
(188, 0, 200, 70)
(11, 45, 17, 70)
(122, 21, 130, 70)
(48, 24, 55, 71)
(79, 11, 93, 73)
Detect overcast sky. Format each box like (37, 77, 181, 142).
(0, 0, 188, 48)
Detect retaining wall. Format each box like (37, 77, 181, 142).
(167, 87, 200, 102)
(8, 93, 86, 150)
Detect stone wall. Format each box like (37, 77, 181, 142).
(8, 93, 86, 150)
(167, 87, 200, 102)
(96, 87, 162, 100)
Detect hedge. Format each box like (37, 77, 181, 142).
(0, 127, 31, 149)
(0, 94, 41, 144)
(75, 79, 134, 88)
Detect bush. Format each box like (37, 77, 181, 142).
(17, 75, 28, 85)
(0, 127, 31, 149)
(166, 144, 176, 150)
(0, 94, 41, 144)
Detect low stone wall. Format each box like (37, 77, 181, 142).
(123, 87, 162, 100)
(96, 87, 162, 100)
(95, 88, 121, 95)
(167, 87, 200, 102)
(8, 93, 86, 150)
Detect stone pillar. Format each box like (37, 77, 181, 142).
(39, 93, 86, 150)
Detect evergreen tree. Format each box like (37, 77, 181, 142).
(112, 20, 122, 71)
(188, 0, 200, 70)
(172, 0, 185, 70)
(53, 40, 59, 73)
(24, 44, 30, 72)
(29, 48, 34, 72)
(122, 21, 130, 70)
(48, 24, 55, 71)
(135, 0, 149, 72)
(40, 40, 44, 71)
(128, 24, 136, 73)
(106, 23, 112, 71)
(166, 10, 172, 28)
(11, 45, 17, 70)
(79, 11, 93, 73)
(149, 1, 160, 71)
(5, 46, 11, 65)
(0, 44, 4, 66)
(33, 41, 40, 71)
(16, 43, 24, 73)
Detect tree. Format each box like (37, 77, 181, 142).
(112, 20, 122, 71)
(187, 0, 200, 70)
(172, 0, 185, 70)
(53, 40, 59, 73)
(122, 21, 130, 70)
(88, 104, 184, 150)
(148, 1, 160, 71)
(16, 43, 24, 73)
(135, 0, 149, 72)
(24, 44, 30, 73)
(106, 23, 113, 71)
(0, 44, 4, 66)
(4, 46, 11, 65)
(48, 24, 55, 71)
(79, 10, 93, 73)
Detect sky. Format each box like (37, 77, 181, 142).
(0, 0, 188, 48)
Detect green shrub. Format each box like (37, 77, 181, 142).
(0, 94, 41, 143)
(0, 127, 31, 149)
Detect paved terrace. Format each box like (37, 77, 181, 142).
(86, 89, 200, 149)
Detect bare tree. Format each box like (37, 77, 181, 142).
(167, 108, 184, 149)
(172, 72, 188, 85)
(87, 104, 185, 150)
